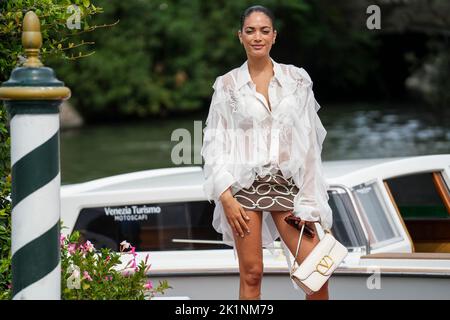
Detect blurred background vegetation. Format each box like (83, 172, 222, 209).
(25, 0, 450, 122)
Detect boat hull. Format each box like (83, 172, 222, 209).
(148, 271, 450, 300)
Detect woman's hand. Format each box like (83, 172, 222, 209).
(220, 188, 251, 238)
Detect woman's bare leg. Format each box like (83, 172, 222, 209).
(270, 211, 329, 300)
(232, 209, 264, 300)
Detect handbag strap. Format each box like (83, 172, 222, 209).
(290, 223, 305, 276)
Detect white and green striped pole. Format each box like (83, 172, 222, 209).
(0, 12, 71, 299)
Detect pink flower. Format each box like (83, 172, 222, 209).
(83, 240, 95, 253)
(60, 234, 66, 246)
(105, 255, 111, 262)
(104, 276, 113, 281)
(130, 259, 137, 269)
(130, 246, 137, 257)
(68, 243, 77, 255)
(143, 280, 153, 290)
(120, 240, 131, 251)
(7, 284, 12, 289)
(83, 271, 93, 282)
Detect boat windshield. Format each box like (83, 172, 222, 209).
(325, 185, 369, 253)
(352, 180, 403, 250)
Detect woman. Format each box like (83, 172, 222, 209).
(201, 5, 333, 300)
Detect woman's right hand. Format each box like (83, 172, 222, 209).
(220, 188, 251, 238)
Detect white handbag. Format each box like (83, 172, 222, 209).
(290, 223, 348, 295)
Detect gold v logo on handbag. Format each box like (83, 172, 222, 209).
(289, 223, 348, 295)
(316, 255, 334, 276)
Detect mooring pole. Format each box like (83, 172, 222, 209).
(0, 11, 71, 299)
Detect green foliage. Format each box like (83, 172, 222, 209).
(0, 108, 11, 300)
(0, 108, 9, 177)
(0, 0, 109, 83)
(50, 0, 380, 122)
(61, 230, 171, 300)
(51, 0, 247, 121)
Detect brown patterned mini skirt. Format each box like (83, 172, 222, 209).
(233, 170, 299, 212)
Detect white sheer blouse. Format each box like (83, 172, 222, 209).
(201, 57, 333, 253)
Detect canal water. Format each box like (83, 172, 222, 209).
(61, 103, 450, 185)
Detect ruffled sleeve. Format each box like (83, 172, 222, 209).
(200, 76, 236, 202)
(292, 68, 333, 230)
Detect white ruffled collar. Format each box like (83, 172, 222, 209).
(235, 56, 298, 90)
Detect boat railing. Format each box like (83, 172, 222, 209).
(328, 183, 371, 255)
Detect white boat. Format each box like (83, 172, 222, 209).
(60, 154, 450, 300)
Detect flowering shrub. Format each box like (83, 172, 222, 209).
(61, 231, 170, 300)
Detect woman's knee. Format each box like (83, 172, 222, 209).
(241, 263, 264, 286)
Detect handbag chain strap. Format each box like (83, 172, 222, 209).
(289, 223, 305, 276)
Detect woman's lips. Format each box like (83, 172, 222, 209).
(251, 45, 264, 50)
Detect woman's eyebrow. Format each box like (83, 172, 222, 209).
(245, 26, 272, 30)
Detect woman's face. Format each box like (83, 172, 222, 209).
(238, 12, 277, 59)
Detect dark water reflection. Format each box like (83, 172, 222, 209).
(61, 103, 449, 184)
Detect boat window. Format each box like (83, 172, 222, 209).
(384, 171, 450, 253)
(326, 187, 368, 253)
(352, 181, 402, 249)
(72, 201, 229, 251)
